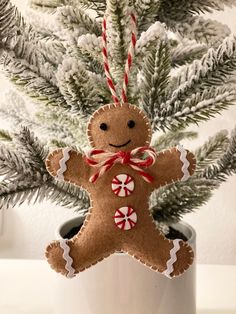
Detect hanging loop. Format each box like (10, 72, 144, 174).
(102, 12, 137, 104)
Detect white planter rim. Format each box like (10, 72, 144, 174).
(56, 215, 196, 246)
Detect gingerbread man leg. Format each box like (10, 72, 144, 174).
(46, 215, 117, 278)
(123, 225, 194, 278)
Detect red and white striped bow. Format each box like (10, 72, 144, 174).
(86, 147, 156, 184)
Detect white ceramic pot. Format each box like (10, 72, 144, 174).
(53, 216, 196, 314)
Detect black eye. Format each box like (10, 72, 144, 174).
(100, 123, 108, 131)
(127, 120, 135, 128)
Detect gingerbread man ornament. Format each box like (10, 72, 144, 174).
(45, 102, 196, 278)
(45, 13, 196, 279)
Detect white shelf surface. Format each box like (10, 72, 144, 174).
(0, 260, 235, 314)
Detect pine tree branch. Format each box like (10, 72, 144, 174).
(151, 177, 220, 224)
(47, 181, 90, 211)
(29, 0, 64, 11)
(106, 0, 131, 84)
(158, 0, 236, 23)
(194, 130, 230, 173)
(151, 127, 236, 224)
(0, 0, 23, 46)
(173, 17, 231, 48)
(0, 180, 47, 209)
(29, 0, 106, 13)
(0, 144, 33, 180)
(70, 0, 106, 16)
(152, 36, 236, 131)
(0, 0, 58, 84)
(68, 43, 104, 75)
(153, 86, 236, 131)
(6, 36, 57, 84)
(203, 126, 236, 181)
(0, 91, 79, 146)
(171, 39, 207, 66)
(77, 33, 102, 60)
(1, 55, 66, 108)
(35, 107, 88, 148)
(77, 34, 103, 69)
(0, 127, 51, 209)
(168, 36, 236, 106)
(151, 130, 198, 152)
(50, 139, 68, 148)
(134, 0, 161, 33)
(34, 36, 65, 67)
(0, 129, 12, 142)
(139, 40, 171, 120)
(56, 57, 105, 116)
(0, 90, 33, 126)
(13, 127, 49, 174)
(25, 8, 59, 38)
(135, 21, 167, 62)
(0, 126, 90, 211)
(56, 5, 102, 41)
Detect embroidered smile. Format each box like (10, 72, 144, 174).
(109, 140, 131, 148)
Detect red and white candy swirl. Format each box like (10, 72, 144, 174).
(114, 206, 137, 231)
(112, 174, 134, 197)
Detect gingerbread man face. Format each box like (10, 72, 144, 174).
(87, 104, 152, 152)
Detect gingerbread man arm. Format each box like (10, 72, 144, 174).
(45, 148, 90, 187)
(150, 146, 196, 189)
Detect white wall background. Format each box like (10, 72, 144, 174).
(0, 1, 236, 264)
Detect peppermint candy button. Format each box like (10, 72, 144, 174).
(111, 174, 135, 197)
(114, 206, 137, 231)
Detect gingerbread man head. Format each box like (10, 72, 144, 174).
(87, 103, 152, 152)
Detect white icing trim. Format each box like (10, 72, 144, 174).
(59, 239, 76, 278)
(162, 239, 181, 279)
(56, 148, 71, 181)
(176, 145, 190, 181)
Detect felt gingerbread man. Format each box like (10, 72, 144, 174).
(45, 13, 196, 279)
(45, 102, 196, 278)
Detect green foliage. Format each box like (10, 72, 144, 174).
(152, 130, 198, 151)
(134, 0, 161, 32)
(29, 0, 64, 11)
(151, 127, 236, 224)
(152, 36, 236, 131)
(0, 130, 12, 142)
(77, 34, 103, 66)
(106, 0, 131, 83)
(158, 0, 236, 23)
(139, 40, 171, 119)
(0, 127, 90, 211)
(174, 17, 231, 48)
(153, 86, 236, 132)
(56, 5, 102, 39)
(2, 56, 66, 107)
(203, 126, 236, 181)
(0, 0, 23, 46)
(169, 36, 236, 104)
(56, 58, 105, 116)
(195, 130, 230, 172)
(171, 39, 207, 66)
(151, 178, 220, 224)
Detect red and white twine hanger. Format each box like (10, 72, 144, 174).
(102, 12, 137, 104)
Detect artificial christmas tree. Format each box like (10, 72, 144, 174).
(0, 0, 236, 228)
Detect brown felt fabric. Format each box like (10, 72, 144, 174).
(45, 103, 196, 278)
(87, 103, 152, 152)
